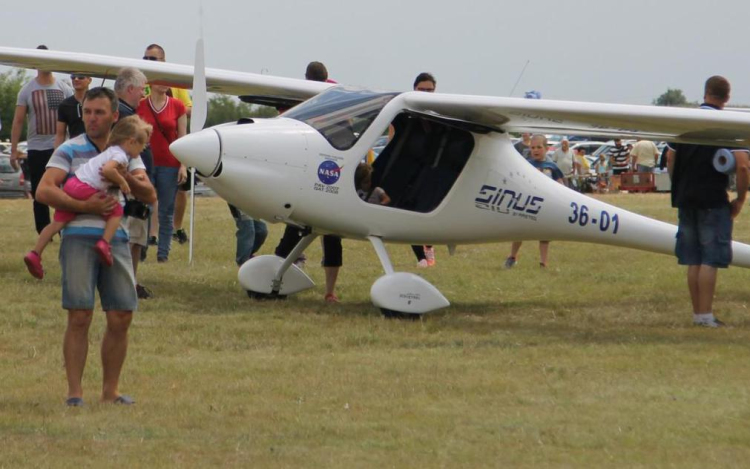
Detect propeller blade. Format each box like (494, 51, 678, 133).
(188, 31, 207, 265)
(190, 38, 207, 134)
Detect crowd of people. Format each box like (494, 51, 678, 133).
(541, 135, 664, 194)
(7, 42, 746, 407)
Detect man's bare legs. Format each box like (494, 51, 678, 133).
(174, 190, 187, 233)
(101, 310, 133, 402)
(130, 245, 141, 276)
(504, 241, 523, 268)
(687, 264, 718, 313)
(506, 241, 550, 268)
(64, 310, 93, 399)
(509, 241, 522, 259)
(64, 309, 133, 402)
(324, 266, 339, 302)
(149, 201, 159, 240)
(539, 241, 550, 267)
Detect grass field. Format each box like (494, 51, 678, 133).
(2, 194, 750, 468)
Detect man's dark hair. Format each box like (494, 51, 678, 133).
(705, 75, 730, 101)
(305, 61, 328, 82)
(145, 43, 166, 58)
(36, 45, 48, 50)
(83, 87, 119, 113)
(413, 72, 436, 89)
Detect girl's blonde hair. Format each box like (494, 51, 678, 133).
(355, 162, 373, 190)
(107, 115, 152, 149)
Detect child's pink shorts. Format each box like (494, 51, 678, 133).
(53, 176, 123, 223)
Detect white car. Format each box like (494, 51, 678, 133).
(0, 141, 27, 156)
(0, 155, 30, 198)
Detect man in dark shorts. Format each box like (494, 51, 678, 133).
(667, 76, 749, 327)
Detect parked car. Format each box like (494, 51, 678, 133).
(0, 141, 27, 155)
(0, 155, 31, 198)
(571, 141, 607, 156)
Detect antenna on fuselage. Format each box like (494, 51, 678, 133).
(508, 60, 530, 97)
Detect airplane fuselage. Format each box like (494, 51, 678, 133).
(171, 87, 750, 268)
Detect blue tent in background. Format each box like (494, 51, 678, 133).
(524, 90, 542, 100)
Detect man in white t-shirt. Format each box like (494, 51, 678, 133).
(551, 138, 575, 180)
(630, 140, 660, 171)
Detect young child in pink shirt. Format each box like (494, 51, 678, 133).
(24, 116, 152, 279)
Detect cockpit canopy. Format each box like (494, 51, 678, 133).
(284, 87, 398, 151)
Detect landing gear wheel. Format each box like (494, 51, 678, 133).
(380, 308, 421, 321)
(246, 290, 287, 300)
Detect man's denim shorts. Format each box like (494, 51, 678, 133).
(675, 206, 732, 268)
(59, 236, 138, 311)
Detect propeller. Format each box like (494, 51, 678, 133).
(188, 12, 208, 265)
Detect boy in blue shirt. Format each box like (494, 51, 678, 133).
(505, 134, 564, 268)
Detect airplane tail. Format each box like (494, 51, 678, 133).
(530, 185, 750, 269)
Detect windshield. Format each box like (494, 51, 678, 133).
(284, 87, 398, 151)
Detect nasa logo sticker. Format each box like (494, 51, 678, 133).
(318, 160, 341, 185)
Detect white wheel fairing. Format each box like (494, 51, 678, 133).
(238, 255, 315, 295)
(370, 273, 450, 314)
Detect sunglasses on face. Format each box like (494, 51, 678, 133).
(143, 56, 159, 61)
(71, 75, 87, 80)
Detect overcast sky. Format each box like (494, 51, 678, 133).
(3, 0, 750, 105)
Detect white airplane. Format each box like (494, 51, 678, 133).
(3, 46, 750, 318)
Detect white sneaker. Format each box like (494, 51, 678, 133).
(693, 318, 725, 328)
(416, 259, 429, 268)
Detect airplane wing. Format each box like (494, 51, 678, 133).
(5, 46, 750, 146)
(402, 92, 750, 147)
(0, 46, 329, 104)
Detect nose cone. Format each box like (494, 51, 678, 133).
(170, 129, 221, 177)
